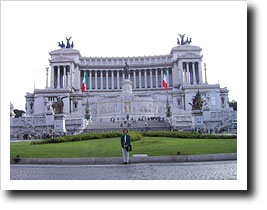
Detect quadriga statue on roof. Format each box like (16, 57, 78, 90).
(58, 37, 74, 49)
(177, 34, 192, 45)
(189, 91, 203, 110)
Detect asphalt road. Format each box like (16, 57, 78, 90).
(10, 160, 237, 180)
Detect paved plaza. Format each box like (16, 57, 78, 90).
(10, 160, 237, 180)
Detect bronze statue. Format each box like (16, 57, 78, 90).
(189, 91, 203, 110)
(58, 38, 74, 49)
(177, 34, 192, 45)
(53, 96, 67, 114)
(58, 41, 65, 49)
(66, 37, 72, 48)
(123, 62, 130, 79)
(61, 41, 65, 48)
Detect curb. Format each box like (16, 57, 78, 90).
(10, 153, 237, 165)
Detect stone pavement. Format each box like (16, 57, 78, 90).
(10, 161, 237, 180)
(10, 153, 237, 165)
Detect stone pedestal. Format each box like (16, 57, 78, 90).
(54, 114, 66, 134)
(191, 110, 204, 129)
(121, 79, 132, 94)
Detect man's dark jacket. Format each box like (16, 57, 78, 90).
(121, 134, 131, 148)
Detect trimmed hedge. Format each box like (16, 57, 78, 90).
(30, 130, 235, 145)
(31, 131, 142, 145)
(141, 131, 237, 139)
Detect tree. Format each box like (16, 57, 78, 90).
(229, 100, 237, 111)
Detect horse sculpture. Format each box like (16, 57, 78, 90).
(66, 37, 72, 48)
(177, 34, 192, 45)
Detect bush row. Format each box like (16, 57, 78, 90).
(141, 131, 237, 139)
(31, 131, 142, 145)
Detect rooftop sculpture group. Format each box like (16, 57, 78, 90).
(177, 34, 192, 45)
(58, 37, 74, 49)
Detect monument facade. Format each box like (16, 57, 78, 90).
(10, 36, 237, 137)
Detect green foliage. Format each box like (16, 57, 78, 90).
(229, 100, 237, 111)
(11, 137, 237, 158)
(31, 131, 142, 145)
(128, 131, 142, 141)
(141, 131, 237, 139)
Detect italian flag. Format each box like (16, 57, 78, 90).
(162, 69, 168, 91)
(82, 72, 88, 92)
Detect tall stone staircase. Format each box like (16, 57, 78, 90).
(83, 119, 171, 133)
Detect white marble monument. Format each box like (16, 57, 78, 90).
(10, 36, 237, 137)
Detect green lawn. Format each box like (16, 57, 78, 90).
(10, 137, 237, 158)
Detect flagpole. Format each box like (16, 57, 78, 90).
(165, 63, 168, 103)
(86, 65, 89, 105)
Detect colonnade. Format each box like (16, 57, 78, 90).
(50, 65, 71, 89)
(179, 61, 203, 85)
(80, 68, 172, 90)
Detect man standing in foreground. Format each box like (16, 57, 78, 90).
(121, 128, 131, 164)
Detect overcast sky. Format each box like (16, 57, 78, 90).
(2, 1, 246, 111)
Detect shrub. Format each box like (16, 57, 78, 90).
(128, 131, 142, 141)
(30, 131, 143, 145)
(141, 131, 236, 139)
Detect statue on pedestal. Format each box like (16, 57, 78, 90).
(189, 91, 203, 111)
(10, 102, 15, 117)
(123, 62, 130, 79)
(52, 96, 67, 114)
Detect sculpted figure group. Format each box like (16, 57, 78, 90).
(177, 34, 192, 45)
(58, 37, 74, 49)
(189, 91, 203, 110)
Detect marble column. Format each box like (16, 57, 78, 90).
(95, 70, 98, 90)
(117, 71, 120, 89)
(150, 69, 153, 88)
(63, 66, 66, 88)
(57, 66, 60, 88)
(106, 71, 109, 89)
(155, 69, 158, 88)
(161, 69, 163, 87)
(198, 62, 203, 84)
(166, 68, 169, 88)
(144, 69, 147, 88)
(89, 71, 92, 89)
(100, 70, 103, 89)
(179, 61, 183, 84)
(50, 65, 54, 88)
(186, 62, 190, 84)
(192, 62, 196, 84)
(111, 70, 114, 89)
(204, 63, 208, 84)
(67, 72, 70, 88)
(46, 67, 49, 89)
(122, 72, 125, 81)
(86, 70, 89, 89)
(139, 70, 141, 88)
(133, 70, 136, 89)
